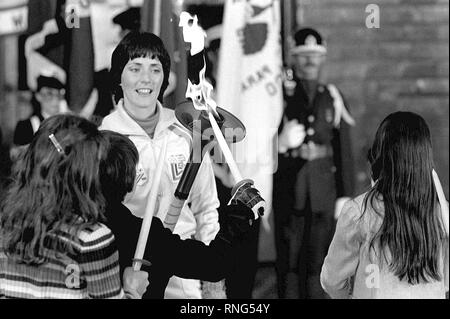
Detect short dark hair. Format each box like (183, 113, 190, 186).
(110, 31, 171, 104)
(100, 130, 138, 203)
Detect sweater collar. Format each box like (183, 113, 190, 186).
(113, 99, 173, 138)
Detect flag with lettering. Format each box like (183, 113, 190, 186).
(216, 0, 283, 227)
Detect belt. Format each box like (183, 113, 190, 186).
(297, 142, 333, 161)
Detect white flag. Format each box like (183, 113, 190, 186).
(217, 0, 283, 224)
(0, 0, 28, 36)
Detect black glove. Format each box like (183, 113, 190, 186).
(229, 179, 265, 218)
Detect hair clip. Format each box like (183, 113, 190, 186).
(49, 134, 65, 155)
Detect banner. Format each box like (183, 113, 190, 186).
(0, 0, 28, 36)
(216, 0, 283, 227)
(24, 0, 95, 114)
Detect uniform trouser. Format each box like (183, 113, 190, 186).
(274, 201, 335, 299)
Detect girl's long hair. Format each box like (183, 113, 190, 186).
(363, 111, 446, 284)
(0, 114, 107, 265)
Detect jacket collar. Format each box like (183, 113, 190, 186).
(112, 99, 174, 139)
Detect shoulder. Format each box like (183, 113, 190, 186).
(13, 119, 34, 145)
(161, 108, 192, 145)
(14, 118, 32, 131)
(160, 106, 176, 122)
(341, 196, 363, 219)
(76, 223, 116, 252)
(100, 110, 121, 129)
(339, 193, 370, 226)
(344, 192, 384, 236)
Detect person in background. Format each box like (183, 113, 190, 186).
(13, 74, 66, 147)
(321, 111, 449, 299)
(273, 27, 356, 299)
(100, 31, 220, 299)
(0, 114, 149, 299)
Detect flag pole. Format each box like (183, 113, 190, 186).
(281, 0, 297, 67)
(153, 0, 162, 36)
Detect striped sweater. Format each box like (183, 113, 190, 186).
(0, 223, 124, 299)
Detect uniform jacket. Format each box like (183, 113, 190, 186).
(274, 78, 355, 216)
(100, 101, 220, 242)
(321, 194, 449, 299)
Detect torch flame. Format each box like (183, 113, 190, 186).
(179, 11, 218, 115)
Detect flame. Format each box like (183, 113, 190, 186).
(179, 11, 218, 114)
(185, 64, 217, 113)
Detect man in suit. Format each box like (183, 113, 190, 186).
(273, 28, 355, 299)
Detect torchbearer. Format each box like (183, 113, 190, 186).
(101, 30, 222, 299)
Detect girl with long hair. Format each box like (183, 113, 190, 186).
(321, 111, 449, 298)
(0, 114, 148, 299)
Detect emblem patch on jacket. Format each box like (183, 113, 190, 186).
(135, 167, 147, 186)
(169, 154, 187, 181)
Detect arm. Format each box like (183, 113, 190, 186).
(147, 217, 231, 282)
(77, 225, 124, 299)
(320, 200, 362, 299)
(146, 201, 255, 282)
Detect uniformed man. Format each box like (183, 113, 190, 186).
(273, 27, 355, 299)
(13, 74, 66, 146)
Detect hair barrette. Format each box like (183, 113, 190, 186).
(49, 134, 65, 155)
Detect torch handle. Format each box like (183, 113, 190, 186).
(133, 134, 168, 270)
(163, 197, 187, 232)
(208, 111, 243, 183)
(174, 162, 201, 200)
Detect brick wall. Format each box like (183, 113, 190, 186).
(296, 0, 449, 196)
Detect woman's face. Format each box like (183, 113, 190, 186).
(121, 56, 164, 118)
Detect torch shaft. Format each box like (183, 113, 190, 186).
(133, 134, 168, 270)
(208, 111, 243, 183)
